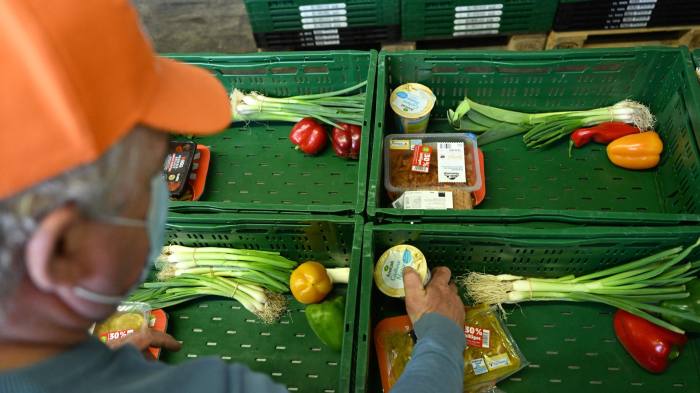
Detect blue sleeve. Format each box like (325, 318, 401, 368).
(390, 313, 465, 393)
(226, 363, 288, 393)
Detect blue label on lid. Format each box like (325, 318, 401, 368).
(402, 249, 412, 265)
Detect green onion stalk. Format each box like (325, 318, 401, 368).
(129, 245, 298, 323)
(230, 81, 367, 128)
(458, 238, 700, 334)
(447, 97, 654, 149)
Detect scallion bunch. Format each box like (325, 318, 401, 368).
(230, 81, 367, 128)
(130, 245, 298, 323)
(448, 97, 654, 148)
(459, 238, 700, 333)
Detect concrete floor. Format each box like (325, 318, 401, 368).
(133, 0, 258, 54)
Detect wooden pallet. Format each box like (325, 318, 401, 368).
(382, 33, 547, 51)
(547, 25, 700, 50)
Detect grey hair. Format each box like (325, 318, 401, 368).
(0, 127, 158, 302)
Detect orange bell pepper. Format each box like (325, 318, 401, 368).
(606, 131, 663, 170)
(290, 261, 333, 304)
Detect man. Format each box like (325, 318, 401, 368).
(0, 1, 465, 392)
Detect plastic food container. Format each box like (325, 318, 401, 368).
(374, 245, 429, 298)
(384, 133, 482, 210)
(92, 302, 151, 343)
(389, 83, 436, 134)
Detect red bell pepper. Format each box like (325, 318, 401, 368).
(614, 309, 687, 373)
(331, 123, 361, 160)
(289, 118, 327, 155)
(569, 122, 640, 157)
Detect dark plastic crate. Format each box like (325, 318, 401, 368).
(554, 0, 700, 31)
(244, 0, 400, 33)
(401, 0, 558, 41)
(254, 25, 401, 50)
(166, 51, 376, 215)
(355, 223, 700, 393)
(367, 47, 700, 224)
(160, 213, 363, 393)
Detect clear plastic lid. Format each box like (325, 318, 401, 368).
(384, 133, 482, 196)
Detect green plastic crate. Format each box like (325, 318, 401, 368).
(244, 0, 400, 33)
(166, 51, 376, 216)
(401, 0, 558, 41)
(367, 47, 700, 224)
(159, 213, 363, 393)
(355, 223, 700, 393)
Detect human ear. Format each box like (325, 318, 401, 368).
(24, 205, 83, 293)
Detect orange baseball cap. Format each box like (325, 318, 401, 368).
(0, 0, 232, 199)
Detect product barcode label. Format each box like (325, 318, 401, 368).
(623, 10, 652, 17)
(626, 4, 656, 11)
(302, 22, 348, 29)
(299, 3, 347, 30)
(454, 17, 501, 25)
(454, 23, 500, 31)
(301, 16, 347, 24)
(471, 358, 489, 376)
(437, 142, 467, 183)
(623, 15, 651, 23)
(314, 39, 340, 46)
(299, 3, 346, 11)
(455, 4, 503, 12)
(454, 4, 501, 35)
(455, 10, 502, 18)
(313, 29, 338, 35)
(453, 30, 499, 37)
(485, 353, 511, 370)
(300, 8, 347, 18)
(620, 22, 648, 28)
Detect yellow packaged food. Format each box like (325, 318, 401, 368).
(92, 301, 150, 343)
(463, 305, 527, 392)
(374, 305, 527, 393)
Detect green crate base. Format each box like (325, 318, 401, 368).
(356, 224, 700, 393)
(159, 214, 364, 393)
(167, 51, 376, 215)
(368, 47, 700, 224)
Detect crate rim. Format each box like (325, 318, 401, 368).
(165, 50, 378, 217)
(165, 213, 364, 393)
(366, 46, 700, 225)
(353, 221, 700, 393)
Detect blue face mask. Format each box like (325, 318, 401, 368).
(73, 174, 169, 305)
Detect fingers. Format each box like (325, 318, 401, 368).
(449, 281, 458, 294)
(146, 331, 182, 352)
(403, 267, 426, 299)
(429, 266, 452, 287)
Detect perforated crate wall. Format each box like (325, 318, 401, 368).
(355, 223, 700, 393)
(160, 215, 363, 393)
(367, 47, 700, 224)
(166, 51, 376, 215)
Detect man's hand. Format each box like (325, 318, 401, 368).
(105, 329, 181, 359)
(403, 266, 465, 327)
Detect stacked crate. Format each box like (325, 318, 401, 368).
(244, 0, 400, 49)
(401, 0, 558, 41)
(554, 0, 700, 31)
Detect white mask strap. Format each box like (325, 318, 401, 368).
(73, 286, 124, 305)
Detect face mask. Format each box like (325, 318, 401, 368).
(73, 174, 169, 305)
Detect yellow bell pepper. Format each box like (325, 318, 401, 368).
(606, 131, 663, 170)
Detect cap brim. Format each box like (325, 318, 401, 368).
(140, 57, 231, 135)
